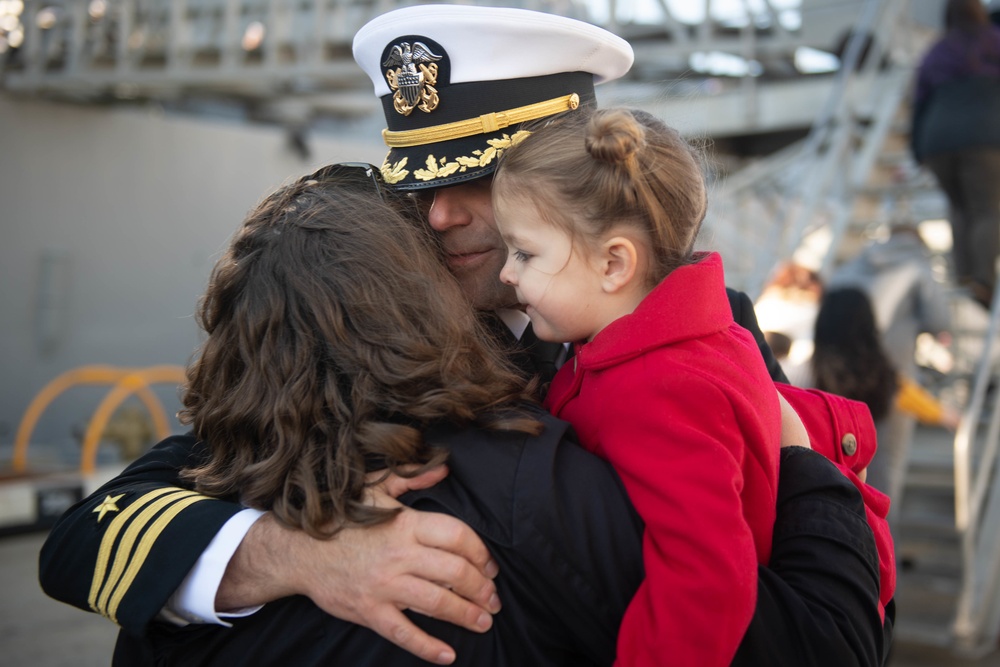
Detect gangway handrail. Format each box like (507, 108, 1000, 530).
(774, 0, 904, 287)
(953, 283, 1000, 654)
(955, 287, 1000, 531)
(704, 0, 912, 299)
(1, 0, 882, 114)
(78, 366, 187, 474)
(13, 364, 186, 475)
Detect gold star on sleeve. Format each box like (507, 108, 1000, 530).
(93, 494, 126, 523)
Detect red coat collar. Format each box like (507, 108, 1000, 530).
(573, 252, 734, 370)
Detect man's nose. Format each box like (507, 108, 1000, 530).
(427, 188, 470, 232)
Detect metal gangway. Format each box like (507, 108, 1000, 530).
(0, 0, 938, 289)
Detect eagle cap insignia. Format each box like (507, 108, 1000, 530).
(383, 41, 443, 116)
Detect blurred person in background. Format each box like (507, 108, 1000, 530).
(910, 0, 1000, 310)
(754, 261, 825, 387)
(828, 222, 953, 510)
(809, 287, 957, 523)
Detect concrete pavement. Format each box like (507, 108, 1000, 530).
(0, 531, 117, 667)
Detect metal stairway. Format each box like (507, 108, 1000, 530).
(698, 0, 935, 296)
(698, 1, 1000, 656)
(951, 284, 1000, 656)
(893, 280, 1000, 657)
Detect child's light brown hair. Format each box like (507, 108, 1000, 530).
(495, 107, 708, 285)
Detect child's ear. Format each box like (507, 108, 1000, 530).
(599, 236, 639, 293)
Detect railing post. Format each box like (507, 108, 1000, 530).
(953, 278, 1000, 652)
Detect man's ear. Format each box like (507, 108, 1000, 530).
(599, 236, 639, 293)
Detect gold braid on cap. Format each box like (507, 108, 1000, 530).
(380, 129, 532, 184)
(382, 93, 580, 148)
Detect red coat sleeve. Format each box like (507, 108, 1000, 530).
(776, 383, 896, 620)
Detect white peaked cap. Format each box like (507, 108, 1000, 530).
(352, 4, 634, 190)
(354, 4, 634, 98)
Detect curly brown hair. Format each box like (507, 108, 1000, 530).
(180, 167, 540, 538)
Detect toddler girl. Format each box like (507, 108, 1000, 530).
(494, 108, 785, 666)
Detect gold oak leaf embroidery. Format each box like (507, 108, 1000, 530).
(415, 155, 460, 181)
(381, 157, 410, 184)
(407, 130, 533, 182)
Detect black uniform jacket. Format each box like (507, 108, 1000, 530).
(726, 288, 788, 384)
(40, 406, 887, 666)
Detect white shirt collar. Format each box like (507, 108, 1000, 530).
(496, 308, 531, 340)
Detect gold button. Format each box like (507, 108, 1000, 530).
(841, 433, 858, 456)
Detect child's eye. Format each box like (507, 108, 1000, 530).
(514, 250, 532, 262)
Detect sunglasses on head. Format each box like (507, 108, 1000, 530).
(300, 162, 385, 201)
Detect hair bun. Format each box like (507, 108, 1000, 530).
(584, 109, 645, 163)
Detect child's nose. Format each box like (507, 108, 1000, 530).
(499, 257, 516, 285)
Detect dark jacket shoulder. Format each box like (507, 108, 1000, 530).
(727, 287, 789, 383)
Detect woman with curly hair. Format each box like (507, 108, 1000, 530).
(179, 164, 541, 539)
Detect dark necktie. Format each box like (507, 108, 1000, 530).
(477, 313, 565, 386)
(518, 323, 566, 387)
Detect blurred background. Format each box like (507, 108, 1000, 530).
(1, 0, 1000, 664)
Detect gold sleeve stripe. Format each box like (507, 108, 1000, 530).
(107, 494, 208, 623)
(89, 488, 200, 617)
(93, 489, 203, 617)
(88, 487, 181, 613)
